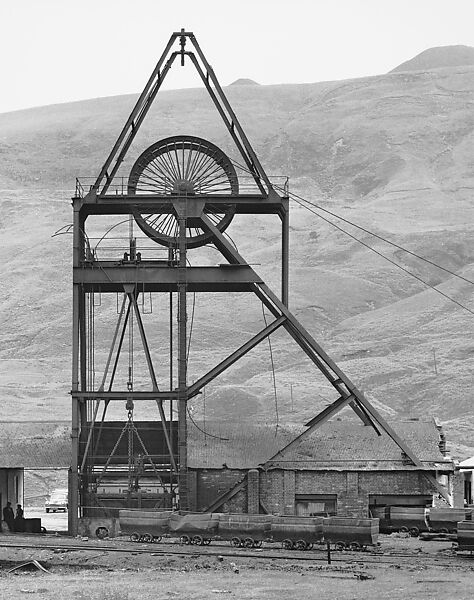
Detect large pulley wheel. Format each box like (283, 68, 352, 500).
(128, 135, 238, 249)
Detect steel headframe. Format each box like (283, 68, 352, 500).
(69, 29, 450, 534)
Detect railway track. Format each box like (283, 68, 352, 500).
(0, 536, 470, 569)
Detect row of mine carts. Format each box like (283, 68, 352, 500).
(371, 506, 473, 539)
(119, 511, 379, 551)
(371, 506, 474, 552)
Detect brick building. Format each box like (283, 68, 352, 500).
(187, 418, 460, 517)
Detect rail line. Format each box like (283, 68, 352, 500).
(0, 538, 470, 570)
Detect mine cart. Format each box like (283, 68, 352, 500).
(428, 508, 472, 533)
(119, 509, 173, 542)
(217, 513, 272, 548)
(270, 516, 324, 550)
(388, 506, 428, 536)
(170, 512, 219, 545)
(456, 520, 474, 551)
(322, 517, 379, 550)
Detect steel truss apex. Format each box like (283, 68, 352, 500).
(89, 28, 276, 199)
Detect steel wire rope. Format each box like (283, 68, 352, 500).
(261, 304, 280, 436)
(185, 257, 196, 363)
(287, 191, 474, 287)
(289, 195, 474, 317)
(230, 159, 474, 317)
(186, 405, 230, 441)
(232, 158, 474, 283)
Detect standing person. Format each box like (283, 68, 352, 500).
(3, 502, 15, 532)
(14, 504, 24, 532)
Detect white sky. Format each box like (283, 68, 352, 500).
(1, 0, 473, 114)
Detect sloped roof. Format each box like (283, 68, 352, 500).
(268, 420, 452, 471)
(187, 418, 453, 471)
(187, 422, 300, 469)
(0, 422, 70, 469)
(0, 418, 453, 472)
(459, 456, 474, 469)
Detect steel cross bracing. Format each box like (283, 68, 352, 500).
(197, 215, 450, 507)
(70, 29, 449, 535)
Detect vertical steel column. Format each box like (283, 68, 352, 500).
(281, 209, 289, 307)
(69, 198, 81, 535)
(177, 214, 188, 509)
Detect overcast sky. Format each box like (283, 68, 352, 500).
(1, 0, 473, 114)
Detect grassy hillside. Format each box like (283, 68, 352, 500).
(0, 53, 473, 458)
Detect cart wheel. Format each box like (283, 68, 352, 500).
(152, 536, 162, 543)
(335, 541, 345, 551)
(305, 542, 313, 551)
(400, 526, 409, 533)
(409, 527, 419, 537)
(243, 537, 254, 548)
(295, 539, 307, 551)
(41, 527, 47, 534)
(96, 527, 109, 539)
(180, 535, 190, 545)
(253, 540, 263, 548)
(349, 542, 361, 551)
(204, 538, 212, 545)
(230, 537, 241, 547)
(192, 535, 204, 546)
(130, 532, 140, 543)
(282, 539, 294, 550)
(141, 533, 153, 543)
(439, 528, 449, 534)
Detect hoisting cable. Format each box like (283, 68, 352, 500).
(289, 194, 474, 317)
(230, 159, 474, 316)
(287, 190, 474, 287)
(186, 258, 196, 363)
(261, 303, 279, 436)
(186, 405, 230, 441)
(128, 296, 134, 391)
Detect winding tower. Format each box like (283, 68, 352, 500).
(69, 30, 448, 534)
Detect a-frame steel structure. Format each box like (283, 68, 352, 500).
(69, 30, 448, 534)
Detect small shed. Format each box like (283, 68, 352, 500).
(0, 422, 70, 512)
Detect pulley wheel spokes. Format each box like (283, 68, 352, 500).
(128, 135, 238, 248)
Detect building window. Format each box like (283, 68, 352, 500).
(295, 494, 336, 516)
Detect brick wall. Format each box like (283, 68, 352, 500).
(247, 469, 259, 514)
(193, 468, 244, 511)
(359, 471, 432, 496)
(192, 467, 443, 517)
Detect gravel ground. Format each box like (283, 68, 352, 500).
(0, 533, 472, 599)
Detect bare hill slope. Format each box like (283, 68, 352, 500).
(0, 56, 473, 457)
(390, 45, 474, 73)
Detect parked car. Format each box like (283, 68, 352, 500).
(45, 488, 68, 513)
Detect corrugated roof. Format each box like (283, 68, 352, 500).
(188, 418, 453, 471)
